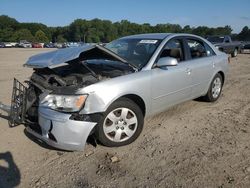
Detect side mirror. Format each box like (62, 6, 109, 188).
(156, 57, 178, 68)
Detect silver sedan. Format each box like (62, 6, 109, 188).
(7, 33, 229, 151)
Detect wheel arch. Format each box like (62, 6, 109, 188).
(114, 94, 146, 117)
(203, 70, 225, 96)
(217, 71, 225, 85)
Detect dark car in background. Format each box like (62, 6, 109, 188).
(207, 35, 243, 57)
(0, 42, 5, 48)
(241, 41, 250, 53)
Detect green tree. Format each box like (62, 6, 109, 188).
(20, 23, 51, 41)
(0, 15, 19, 30)
(56, 34, 67, 43)
(238, 26, 250, 40)
(12, 29, 34, 42)
(182, 25, 192, 33)
(35, 30, 49, 43)
(0, 28, 14, 41)
(0, 14, 249, 43)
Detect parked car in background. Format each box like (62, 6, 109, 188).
(65, 42, 80, 48)
(3, 33, 229, 151)
(32, 43, 43, 48)
(207, 35, 243, 57)
(18, 40, 32, 48)
(4, 42, 13, 48)
(10, 42, 18, 47)
(241, 41, 250, 53)
(44, 43, 56, 48)
(0, 42, 5, 48)
(54, 43, 64, 48)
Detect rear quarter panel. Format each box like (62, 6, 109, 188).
(203, 52, 229, 95)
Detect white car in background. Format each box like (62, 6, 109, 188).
(19, 40, 32, 48)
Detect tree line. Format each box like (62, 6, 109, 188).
(0, 15, 250, 43)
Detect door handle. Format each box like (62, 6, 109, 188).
(212, 62, 215, 68)
(185, 68, 191, 75)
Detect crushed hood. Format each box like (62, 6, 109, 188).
(24, 44, 128, 69)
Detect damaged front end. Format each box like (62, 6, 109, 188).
(1, 44, 135, 151)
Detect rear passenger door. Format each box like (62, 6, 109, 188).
(184, 37, 216, 98)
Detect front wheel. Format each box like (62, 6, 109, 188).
(96, 98, 144, 147)
(203, 73, 223, 102)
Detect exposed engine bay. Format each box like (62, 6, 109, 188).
(29, 60, 133, 91)
(25, 59, 134, 123)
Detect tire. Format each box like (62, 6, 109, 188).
(203, 73, 223, 102)
(231, 48, 238, 57)
(96, 98, 144, 147)
(239, 48, 244, 54)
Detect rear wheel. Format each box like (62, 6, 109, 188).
(203, 73, 223, 102)
(96, 98, 144, 147)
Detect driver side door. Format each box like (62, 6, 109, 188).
(151, 38, 192, 114)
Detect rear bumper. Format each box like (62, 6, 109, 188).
(26, 107, 97, 151)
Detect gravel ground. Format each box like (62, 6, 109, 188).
(0, 48, 249, 188)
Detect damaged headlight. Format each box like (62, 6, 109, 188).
(41, 94, 88, 112)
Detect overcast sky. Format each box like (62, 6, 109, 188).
(0, 0, 249, 33)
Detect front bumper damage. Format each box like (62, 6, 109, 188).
(27, 108, 97, 151)
(0, 78, 97, 151)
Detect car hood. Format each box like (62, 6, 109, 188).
(24, 44, 128, 69)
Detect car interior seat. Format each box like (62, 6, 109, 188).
(160, 48, 183, 62)
(190, 47, 206, 58)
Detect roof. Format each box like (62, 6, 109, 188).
(121, 33, 172, 40)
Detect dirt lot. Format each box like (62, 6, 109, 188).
(0, 48, 249, 188)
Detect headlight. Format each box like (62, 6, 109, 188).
(41, 94, 88, 112)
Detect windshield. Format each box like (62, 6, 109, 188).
(105, 38, 162, 68)
(207, 36, 224, 43)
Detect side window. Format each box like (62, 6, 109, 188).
(204, 43, 216, 56)
(160, 39, 184, 62)
(224, 36, 230, 43)
(187, 39, 207, 59)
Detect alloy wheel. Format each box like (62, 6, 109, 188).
(211, 77, 222, 99)
(103, 107, 138, 142)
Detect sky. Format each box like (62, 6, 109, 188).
(0, 0, 250, 33)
